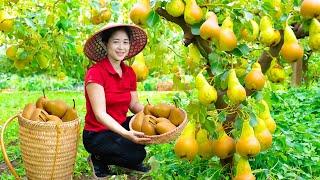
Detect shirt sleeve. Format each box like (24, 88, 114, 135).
(129, 67, 137, 91)
(85, 66, 104, 87)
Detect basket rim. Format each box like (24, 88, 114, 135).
(129, 108, 187, 139)
(18, 113, 80, 127)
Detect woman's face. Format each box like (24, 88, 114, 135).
(106, 29, 130, 62)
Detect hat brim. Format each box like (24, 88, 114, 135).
(84, 24, 148, 62)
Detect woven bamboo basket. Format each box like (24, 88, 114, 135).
(129, 109, 188, 144)
(0, 113, 80, 180)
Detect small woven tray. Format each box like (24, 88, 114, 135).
(129, 109, 188, 144)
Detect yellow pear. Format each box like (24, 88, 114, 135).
(131, 52, 149, 82)
(131, 111, 145, 132)
(280, 24, 304, 63)
(233, 156, 256, 180)
(47, 115, 63, 123)
(166, 0, 185, 17)
(100, 8, 112, 22)
(212, 123, 235, 159)
(259, 16, 281, 46)
(219, 17, 237, 51)
(266, 58, 286, 83)
(129, 0, 151, 26)
(62, 99, 79, 122)
(200, 12, 220, 41)
(196, 128, 214, 159)
(6, 45, 18, 60)
(236, 120, 261, 157)
(195, 71, 217, 105)
(227, 69, 246, 104)
(0, 10, 14, 33)
(30, 108, 49, 122)
(244, 62, 265, 91)
(143, 99, 153, 115)
(309, 18, 320, 51)
(184, 0, 203, 25)
(254, 117, 273, 151)
(174, 121, 198, 161)
(258, 100, 276, 134)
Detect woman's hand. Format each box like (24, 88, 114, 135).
(124, 130, 151, 144)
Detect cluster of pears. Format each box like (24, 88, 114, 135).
(131, 52, 149, 82)
(0, 10, 14, 33)
(90, 8, 112, 25)
(199, 12, 238, 52)
(131, 102, 185, 136)
(195, 70, 217, 105)
(280, 23, 304, 63)
(259, 16, 281, 47)
(165, 0, 203, 25)
(309, 18, 320, 51)
(129, 0, 151, 26)
(21, 90, 78, 123)
(266, 58, 286, 83)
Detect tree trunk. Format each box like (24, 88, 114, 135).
(291, 58, 303, 87)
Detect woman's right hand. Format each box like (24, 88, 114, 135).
(124, 130, 151, 144)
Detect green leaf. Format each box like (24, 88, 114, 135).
(24, 18, 36, 30)
(147, 10, 160, 27)
(191, 23, 201, 35)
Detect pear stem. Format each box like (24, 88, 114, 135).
(146, 98, 150, 105)
(73, 99, 76, 109)
(42, 89, 46, 98)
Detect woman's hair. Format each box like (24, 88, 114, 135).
(101, 27, 132, 43)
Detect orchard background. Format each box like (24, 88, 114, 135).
(0, 0, 319, 179)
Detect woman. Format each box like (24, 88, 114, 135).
(82, 23, 150, 178)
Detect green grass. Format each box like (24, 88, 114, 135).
(0, 88, 319, 179)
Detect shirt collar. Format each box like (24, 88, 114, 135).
(100, 57, 126, 75)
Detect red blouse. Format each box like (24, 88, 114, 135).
(84, 58, 137, 132)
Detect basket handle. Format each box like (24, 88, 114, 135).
(0, 114, 21, 180)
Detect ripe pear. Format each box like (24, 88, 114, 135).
(36, 89, 48, 109)
(266, 58, 286, 83)
(184, 0, 203, 25)
(244, 62, 265, 91)
(62, 99, 79, 122)
(30, 108, 49, 122)
(0, 11, 14, 33)
(200, 12, 220, 41)
(218, 17, 237, 52)
(309, 18, 320, 51)
(155, 117, 171, 124)
(195, 71, 217, 105)
(300, 0, 320, 19)
(212, 123, 235, 159)
(196, 129, 214, 159)
(47, 115, 63, 123)
(149, 103, 173, 118)
(22, 103, 36, 120)
(186, 44, 202, 70)
(174, 121, 198, 161)
(141, 115, 156, 136)
(241, 19, 259, 42)
(168, 107, 185, 126)
(280, 25, 304, 63)
(227, 69, 246, 104)
(131, 52, 149, 82)
(259, 16, 281, 46)
(44, 99, 68, 118)
(143, 99, 153, 115)
(258, 100, 276, 134)
(236, 120, 261, 157)
(129, 0, 151, 26)
(254, 117, 272, 151)
(155, 121, 176, 134)
(233, 156, 255, 180)
(166, 0, 185, 17)
(131, 111, 145, 132)
(100, 8, 112, 22)
(6, 45, 18, 60)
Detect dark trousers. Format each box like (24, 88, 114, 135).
(82, 116, 146, 169)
